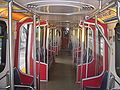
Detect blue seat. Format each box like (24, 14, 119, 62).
(14, 68, 33, 90)
(14, 68, 21, 85)
(84, 71, 108, 90)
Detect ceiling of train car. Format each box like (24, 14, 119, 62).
(14, 0, 113, 26)
(0, 0, 33, 21)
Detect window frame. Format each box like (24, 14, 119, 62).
(95, 25, 105, 75)
(0, 20, 7, 73)
(18, 23, 32, 74)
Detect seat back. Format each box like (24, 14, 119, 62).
(109, 73, 115, 89)
(101, 71, 116, 90)
(101, 71, 108, 89)
(100, 71, 109, 90)
(14, 68, 21, 85)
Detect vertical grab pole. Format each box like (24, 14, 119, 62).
(99, 0, 102, 10)
(117, 0, 120, 21)
(55, 29, 56, 55)
(76, 28, 79, 82)
(78, 28, 80, 47)
(80, 22, 85, 89)
(46, 24, 49, 81)
(53, 28, 55, 48)
(51, 29, 53, 50)
(95, 15, 112, 90)
(43, 25, 46, 63)
(77, 28, 80, 64)
(37, 17, 41, 90)
(33, 14, 37, 90)
(52, 29, 54, 47)
(78, 27, 80, 47)
(46, 26, 50, 63)
(8, 1, 14, 90)
(52, 29, 53, 51)
(86, 26, 90, 78)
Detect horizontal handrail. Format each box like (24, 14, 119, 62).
(0, 83, 34, 89)
(74, 50, 81, 53)
(48, 49, 55, 53)
(0, 71, 9, 81)
(0, 85, 10, 89)
(50, 46, 58, 47)
(114, 78, 120, 86)
(15, 85, 34, 90)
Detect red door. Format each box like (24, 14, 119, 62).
(61, 28, 69, 49)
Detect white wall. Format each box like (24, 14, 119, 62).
(107, 22, 120, 88)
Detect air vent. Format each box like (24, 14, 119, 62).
(81, 5, 94, 11)
(27, 4, 38, 8)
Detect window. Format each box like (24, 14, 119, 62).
(114, 22, 120, 78)
(88, 28, 94, 50)
(40, 26, 44, 47)
(36, 27, 40, 61)
(96, 26, 104, 75)
(83, 27, 94, 63)
(87, 27, 94, 62)
(0, 20, 7, 73)
(19, 24, 32, 73)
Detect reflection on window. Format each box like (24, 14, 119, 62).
(40, 26, 44, 47)
(83, 28, 93, 63)
(0, 39, 2, 64)
(36, 27, 39, 61)
(88, 28, 94, 50)
(19, 24, 30, 73)
(88, 28, 94, 62)
(96, 26, 104, 75)
(0, 21, 7, 73)
(96, 29, 104, 56)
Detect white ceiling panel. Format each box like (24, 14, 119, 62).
(14, 0, 113, 24)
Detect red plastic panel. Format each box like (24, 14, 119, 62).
(39, 63, 47, 80)
(30, 59, 47, 81)
(19, 70, 33, 85)
(77, 65, 86, 81)
(87, 61, 95, 77)
(77, 60, 96, 82)
(82, 76, 103, 89)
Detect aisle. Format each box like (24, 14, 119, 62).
(40, 51, 80, 90)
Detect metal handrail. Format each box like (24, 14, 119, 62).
(0, 84, 35, 90)
(8, 1, 14, 90)
(95, 16, 112, 90)
(12, 0, 40, 16)
(0, 71, 9, 81)
(87, 1, 116, 20)
(114, 78, 120, 86)
(15, 85, 34, 90)
(0, 85, 10, 89)
(96, 23, 111, 48)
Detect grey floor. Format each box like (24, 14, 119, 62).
(40, 50, 80, 90)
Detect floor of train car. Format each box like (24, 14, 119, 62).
(40, 49, 80, 90)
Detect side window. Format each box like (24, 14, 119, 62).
(36, 27, 39, 61)
(83, 27, 94, 63)
(39, 26, 45, 63)
(49, 29, 52, 46)
(40, 26, 44, 47)
(19, 24, 32, 73)
(96, 26, 104, 75)
(87, 27, 94, 62)
(0, 21, 7, 73)
(114, 23, 120, 77)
